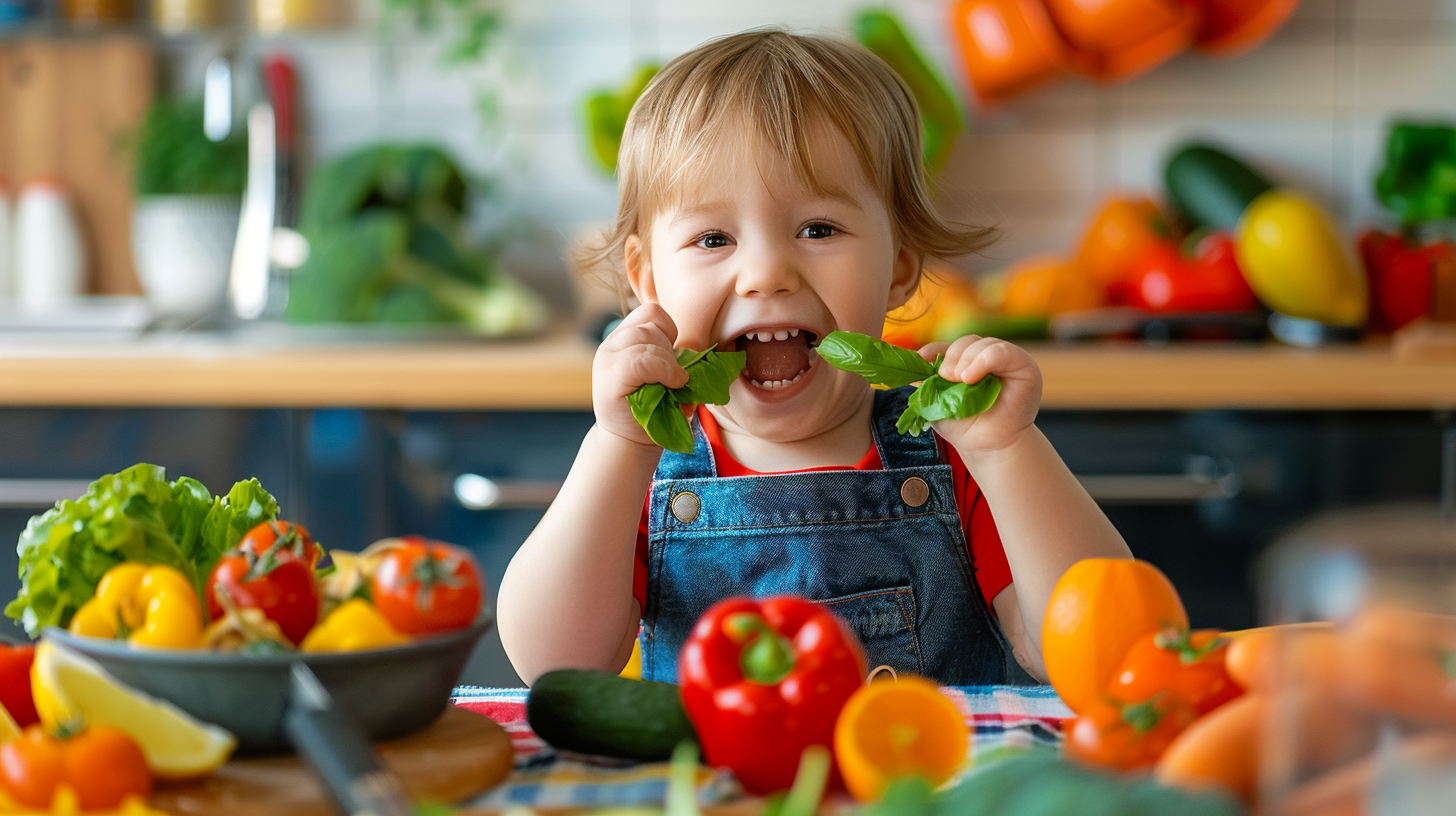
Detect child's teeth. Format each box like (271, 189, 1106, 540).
(788, 328, 799, 337)
(774, 329, 788, 341)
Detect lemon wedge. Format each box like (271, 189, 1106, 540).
(0, 698, 18, 742)
(32, 640, 237, 778)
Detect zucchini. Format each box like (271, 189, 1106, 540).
(1164, 144, 1274, 231)
(526, 669, 697, 761)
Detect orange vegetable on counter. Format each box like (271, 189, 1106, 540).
(1108, 627, 1244, 715)
(0, 724, 152, 811)
(1064, 695, 1198, 771)
(1155, 693, 1264, 805)
(1001, 256, 1105, 317)
(1222, 622, 1335, 692)
(1042, 558, 1188, 714)
(1077, 196, 1173, 287)
(1337, 605, 1456, 726)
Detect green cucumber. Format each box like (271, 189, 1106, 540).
(1164, 144, 1275, 231)
(526, 669, 697, 761)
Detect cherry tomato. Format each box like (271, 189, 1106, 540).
(370, 537, 483, 635)
(1063, 697, 1199, 772)
(238, 520, 323, 569)
(0, 726, 64, 808)
(207, 548, 321, 646)
(0, 725, 152, 810)
(0, 644, 38, 727)
(62, 725, 153, 809)
(1108, 627, 1244, 715)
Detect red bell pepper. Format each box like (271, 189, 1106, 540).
(678, 596, 866, 795)
(0, 643, 38, 727)
(1121, 232, 1260, 313)
(1358, 230, 1451, 332)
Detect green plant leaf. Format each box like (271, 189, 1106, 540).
(815, 331, 935, 388)
(897, 372, 1001, 436)
(626, 348, 746, 453)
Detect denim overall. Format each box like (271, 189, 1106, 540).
(639, 386, 1016, 685)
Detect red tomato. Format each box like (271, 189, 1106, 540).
(238, 520, 323, 569)
(0, 644, 38, 727)
(207, 548, 321, 645)
(370, 537, 483, 635)
(0, 725, 152, 810)
(61, 725, 153, 810)
(0, 727, 64, 808)
(1108, 627, 1244, 715)
(1063, 697, 1199, 772)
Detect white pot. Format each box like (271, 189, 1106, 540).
(132, 195, 241, 318)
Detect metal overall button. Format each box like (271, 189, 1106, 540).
(671, 491, 701, 523)
(900, 477, 929, 508)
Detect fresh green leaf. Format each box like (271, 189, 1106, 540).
(5, 465, 280, 636)
(131, 98, 247, 196)
(897, 373, 1001, 436)
(815, 331, 935, 388)
(626, 348, 746, 453)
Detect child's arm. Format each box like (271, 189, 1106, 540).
(497, 305, 687, 684)
(922, 336, 1132, 680)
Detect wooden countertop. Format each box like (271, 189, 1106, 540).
(2, 330, 1454, 411)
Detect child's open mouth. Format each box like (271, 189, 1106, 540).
(730, 328, 819, 391)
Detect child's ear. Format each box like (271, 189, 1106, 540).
(886, 243, 925, 311)
(625, 234, 657, 304)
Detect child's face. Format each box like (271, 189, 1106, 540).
(626, 124, 921, 443)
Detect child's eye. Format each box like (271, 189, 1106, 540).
(694, 232, 731, 250)
(798, 223, 837, 240)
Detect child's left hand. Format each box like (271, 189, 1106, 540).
(918, 335, 1042, 456)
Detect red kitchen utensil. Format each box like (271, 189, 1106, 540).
(1192, 0, 1301, 56)
(1042, 0, 1201, 82)
(949, 0, 1071, 104)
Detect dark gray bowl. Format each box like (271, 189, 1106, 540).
(43, 614, 491, 754)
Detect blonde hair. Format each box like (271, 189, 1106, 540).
(576, 29, 995, 307)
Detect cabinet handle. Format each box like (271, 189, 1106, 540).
(453, 474, 563, 510)
(0, 479, 95, 509)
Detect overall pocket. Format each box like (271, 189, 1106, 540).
(817, 586, 923, 676)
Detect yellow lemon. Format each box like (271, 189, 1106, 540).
(0, 698, 18, 743)
(31, 640, 236, 778)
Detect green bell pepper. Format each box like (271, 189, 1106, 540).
(1375, 122, 1456, 227)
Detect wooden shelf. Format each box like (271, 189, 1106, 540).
(1, 333, 1454, 411)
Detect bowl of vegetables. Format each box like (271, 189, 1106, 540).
(9, 465, 491, 754)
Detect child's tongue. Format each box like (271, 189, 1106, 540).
(742, 333, 812, 383)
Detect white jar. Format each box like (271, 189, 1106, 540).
(0, 179, 12, 300)
(14, 179, 86, 314)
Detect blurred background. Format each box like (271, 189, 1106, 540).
(0, 0, 1453, 686)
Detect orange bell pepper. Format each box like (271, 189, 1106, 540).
(1042, 0, 1200, 81)
(949, 0, 1070, 104)
(1001, 256, 1104, 317)
(1077, 196, 1174, 288)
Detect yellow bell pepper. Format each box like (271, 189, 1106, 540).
(301, 599, 408, 653)
(69, 563, 203, 649)
(1235, 190, 1368, 326)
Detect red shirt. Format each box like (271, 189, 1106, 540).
(633, 408, 1011, 614)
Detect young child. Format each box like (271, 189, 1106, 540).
(498, 30, 1130, 686)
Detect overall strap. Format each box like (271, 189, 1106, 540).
(871, 387, 943, 469)
(652, 413, 717, 480)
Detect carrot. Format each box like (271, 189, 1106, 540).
(1283, 731, 1456, 816)
(1224, 623, 1335, 692)
(1338, 606, 1456, 725)
(1155, 693, 1266, 805)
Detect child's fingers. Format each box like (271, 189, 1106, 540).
(942, 337, 1027, 384)
(601, 319, 675, 355)
(616, 344, 689, 391)
(937, 335, 993, 379)
(916, 342, 950, 363)
(608, 303, 679, 347)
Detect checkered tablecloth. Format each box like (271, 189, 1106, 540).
(449, 685, 1071, 809)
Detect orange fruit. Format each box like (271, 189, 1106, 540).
(1042, 558, 1188, 715)
(833, 676, 969, 802)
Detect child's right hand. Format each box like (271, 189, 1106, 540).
(593, 303, 690, 448)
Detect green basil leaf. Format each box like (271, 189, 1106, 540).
(627, 384, 695, 454)
(897, 373, 1002, 436)
(677, 350, 746, 406)
(627, 348, 745, 452)
(815, 331, 935, 388)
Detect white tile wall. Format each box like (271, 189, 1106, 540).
(173, 0, 1456, 295)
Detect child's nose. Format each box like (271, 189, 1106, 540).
(733, 245, 801, 298)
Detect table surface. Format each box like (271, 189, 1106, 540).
(3, 328, 1455, 410)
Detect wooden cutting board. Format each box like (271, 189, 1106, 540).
(150, 707, 514, 816)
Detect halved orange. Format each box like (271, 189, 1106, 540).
(833, 676, 970, 802)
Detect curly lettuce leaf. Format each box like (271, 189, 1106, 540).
(5, 464, 279, 636)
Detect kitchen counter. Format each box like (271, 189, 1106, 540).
(2, 330, 1455, 410)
